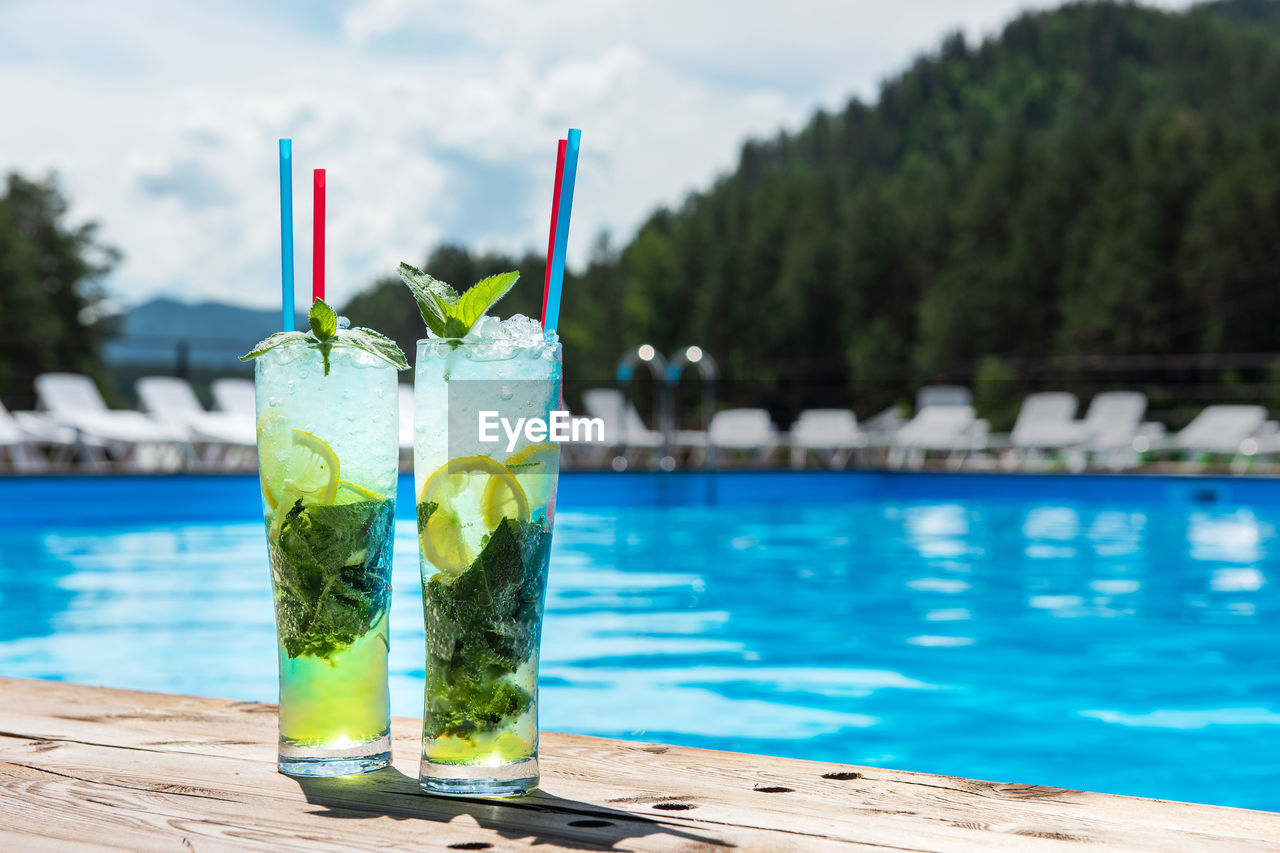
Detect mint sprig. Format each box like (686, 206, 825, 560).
(398, 262, 519, 339)
(270, 496, 395, 660)
(240, 298, 409, 375)
(420, 505, 552, 739)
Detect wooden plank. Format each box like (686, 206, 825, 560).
(0, 678, 1277, 852)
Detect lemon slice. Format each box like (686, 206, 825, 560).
(259, 423, 341, 509)
(482, 442, 559, 528)
(418, 455, 528, 576)
(255, 412, 290, 510)
(335, 480, 385, 505)
(285, 430, 340, 504)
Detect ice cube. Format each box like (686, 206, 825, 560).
(488, 314, 542, 349)
(463, 314, 557, 359)
(467, 315, 500, 340)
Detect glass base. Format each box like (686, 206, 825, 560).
(278, 732, 391, 777)
(419, 757, 538, 797)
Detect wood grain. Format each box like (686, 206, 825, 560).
(0, 678, 1276, 852)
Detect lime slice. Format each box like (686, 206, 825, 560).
(482, 442, 559, 528)
(418, 455, 529, 576)
(258, 423, 341, 509)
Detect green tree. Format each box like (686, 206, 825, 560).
(0, 173, 119, 406)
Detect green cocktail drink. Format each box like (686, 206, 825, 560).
(244, 300, 408, 777)
(399, 265, 560, 796)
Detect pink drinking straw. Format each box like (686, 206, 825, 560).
(313, 169, 326, 303)
(541, 139, 567, 328)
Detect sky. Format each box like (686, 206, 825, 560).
(0, 0, 1193, 312)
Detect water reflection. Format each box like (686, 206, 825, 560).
(1187, 510, 1266, 563)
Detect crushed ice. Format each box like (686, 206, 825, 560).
(462, 314, 559, 360)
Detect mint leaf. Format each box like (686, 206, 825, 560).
(269, 497, 395, 661)
(451, 272, 519, 335)
(240, 331, 308, 361)
(398, 263, 521, 340)
(398, 262, 456, 338)
(309, 298, 338, 340)
(341, 327, 410, 371)
(307, 299, 342, 375)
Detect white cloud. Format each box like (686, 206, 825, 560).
(0, 0, 1194, 311)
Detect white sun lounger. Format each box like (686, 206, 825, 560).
(211, 378, 256, 419)
(1076, 391, 1149, 469)
(1080, 392, 1147, 449)
(137, 377, 256, 445)
(1010, 393, 1080, 450)
(708, 408, 779, 466)
(581, 389, 664, 450)
(34, 373, 186, 471)
(1174, 405, 1267, 454)
(788, 409, 866, 469)
(7, 404, 78, 470)
(1157, 405, 1268, 469)
(0, 401, 47, 472)
(890, 405, 981, 469)
(574, 388, 664, 469)
(137, 377, 256, 469)
(995, 392, 1082, 469)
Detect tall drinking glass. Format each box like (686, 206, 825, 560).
(255, 341, 398, 777)
(414, 322, 561, 796)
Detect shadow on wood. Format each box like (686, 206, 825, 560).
(292, 766, 732, 850)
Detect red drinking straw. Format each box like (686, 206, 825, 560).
(313, 168, 326, 302)
(541, 139, 567, 328)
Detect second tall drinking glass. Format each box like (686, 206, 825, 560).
(413, 321, 561, 796)
(255, 341, 399, 777)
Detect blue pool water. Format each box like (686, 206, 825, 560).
(1, 472, 1277, 812)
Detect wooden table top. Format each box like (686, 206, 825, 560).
(0, 677, 1276, 851)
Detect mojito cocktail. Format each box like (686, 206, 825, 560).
(413, 313, 561, 797)
(248, 305, 406, 777)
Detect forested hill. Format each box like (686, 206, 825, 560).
(346, 0, 1280, 410)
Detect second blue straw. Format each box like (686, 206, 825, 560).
(544, 128, 581, 334)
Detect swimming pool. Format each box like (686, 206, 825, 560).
(1, 472, 1276, 811)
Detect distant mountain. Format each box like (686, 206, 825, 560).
(1201, 0, 1280, 28)
(104, 298, 283, 371)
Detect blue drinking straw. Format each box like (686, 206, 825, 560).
(543, 128, 581, 334)
(279, 139, 296, 332)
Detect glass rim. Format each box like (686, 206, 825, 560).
(255, 339, 400, 369)
(414, 336, 562, 349)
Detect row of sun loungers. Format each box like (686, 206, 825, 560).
(573, 387, 1280, 472)
(0, 374, 258, 472)
(1, 374, 1277, 472)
